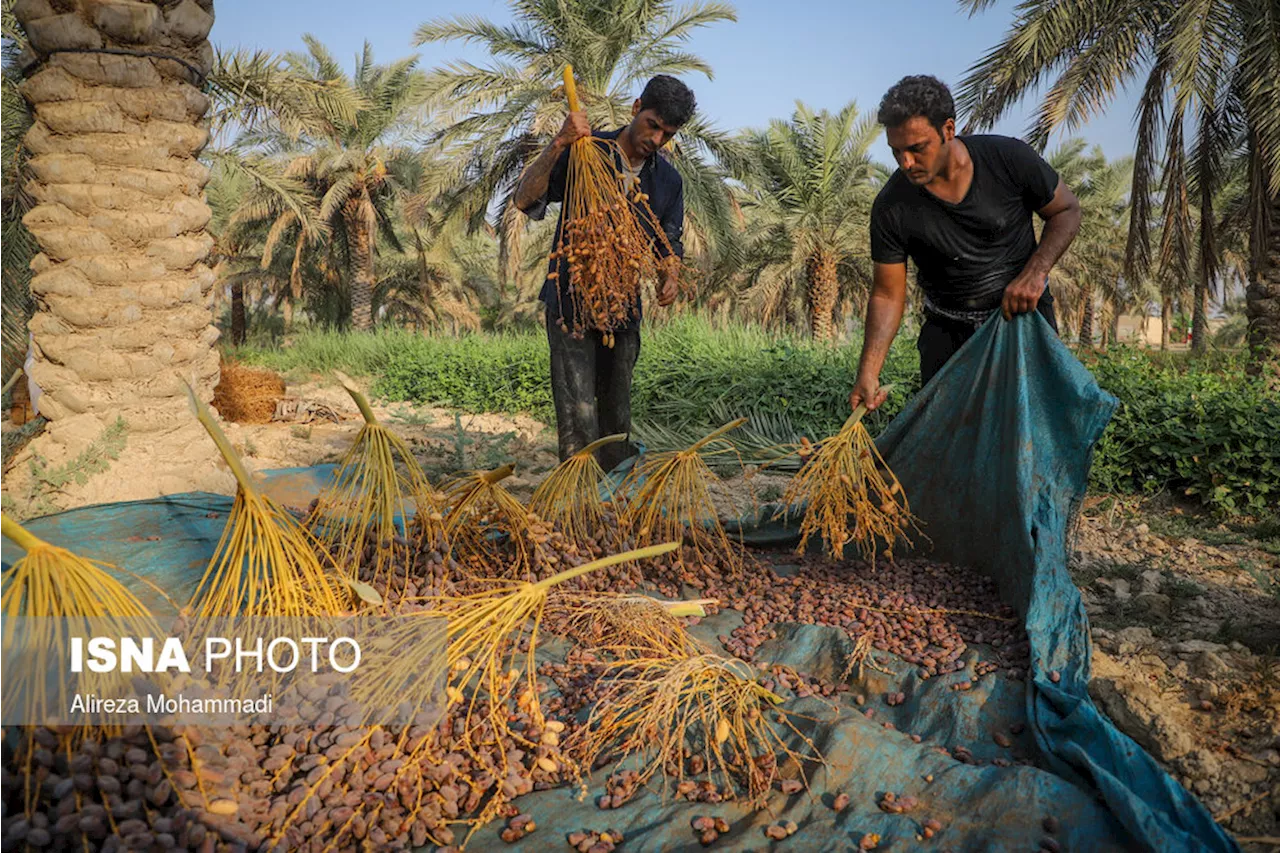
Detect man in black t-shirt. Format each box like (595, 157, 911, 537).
(850, 75, 1082, 411)
(514, 76, 692, 470)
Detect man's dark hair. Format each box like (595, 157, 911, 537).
(877, 75, 955, 135)
(639, 75, 696, 127)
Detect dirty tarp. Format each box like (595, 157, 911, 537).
(870, 312, 1234, 853)
(0, 465, 340, 619)
(1, 313, 1236, 851)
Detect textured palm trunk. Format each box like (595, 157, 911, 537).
(1190, 280, 1209, 353)
(344, 194, 375, 332)
(1191, 161, 1215, 354)
(230, 278, 246, 345)
(1078, 283, 1095, 346)
(806, 250, 838, 342)
(1245, 191, 1279, 385)
(1161, 296, 1173, 350)
(13, 0, 229, 502)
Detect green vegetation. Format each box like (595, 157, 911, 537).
(232, 317, 1278, 517)
(376, 333, 552, 419)
(1087, 347, 1280, 517)
(225, 328, 420, 377)
(3, 418, 129, 520)
(3, 0, 1276, 523)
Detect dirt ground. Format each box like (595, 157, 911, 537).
(11, 375, 787, 514)
(3, 374, 1277, 848)
(0, 377, 560, 513)
(1071, 498, 1280, 849)
(219, 378, 561, 494)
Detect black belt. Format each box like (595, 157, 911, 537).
(922, 306, 995, 330)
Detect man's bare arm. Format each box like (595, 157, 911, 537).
(1001, 179, 1081, 318)
(514, 111, 590, 213)
(1031, 179, 1082, 271)
(850, 262, 908, 411)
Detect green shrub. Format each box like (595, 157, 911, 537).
(226, 327, 416, 377)
(229, 320, 1278, 517)
(1085, 347, 1279, 517)
(630, 315, 918, 438)
(374, 333, 551, 419)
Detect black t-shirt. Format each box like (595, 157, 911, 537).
(870, 135, 1059, 317)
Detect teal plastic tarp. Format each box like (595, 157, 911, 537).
(1, 313, 1235, 852)
(872, 313, 1234, 852)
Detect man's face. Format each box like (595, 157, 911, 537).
(886, 116, 955, 185)
(626, 102, 681, 158)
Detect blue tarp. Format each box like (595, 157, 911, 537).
(872, 313, 1235, 852)
(1, 313, 1235, 852)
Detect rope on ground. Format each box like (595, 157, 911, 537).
(1215, 789, 1274, 822)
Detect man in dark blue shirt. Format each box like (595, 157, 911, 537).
(515, 75, 692, 470)
(850, 75, 1082, 411)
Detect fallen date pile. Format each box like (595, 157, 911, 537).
(356, 505, 642, 604)
(639, 551, 1029, 680)
(2, 506, 1029, 851)
(1, 676, 574, 853)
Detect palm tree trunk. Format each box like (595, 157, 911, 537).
(1191, 127, 1216, 354)
(13, 0, 229, 502)
(1161, 296, 1173, 350)
(1191, 278, 1210, 353)
(1245, 190, 1279, 385)
(344, 195, 375, 331)
(806, 250, 838, 341)
(1078, 283, 1095, 345)
(230, 279, 247, 345)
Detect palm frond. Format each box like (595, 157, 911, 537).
(208, 47, 364, 141)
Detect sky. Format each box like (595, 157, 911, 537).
(213, 0, 1143, 162)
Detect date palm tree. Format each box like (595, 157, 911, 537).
(413, 0, 741, 288)
(732, 102, 885, 340)
(2, 0, 35, 390)
(1046, 140, 1134, 344)
(203, 41, 388, 340)
(206, 148, 329, 342)
(267, 38, 429, 331)
(211, 91, 497, 337)
(958, 0, 1280, 378)
(212, 39, 429, 333)
(10, 0, 231, 497)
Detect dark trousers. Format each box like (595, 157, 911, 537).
(546, 308, 640, 471)
(917, 292, 1058, 385)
